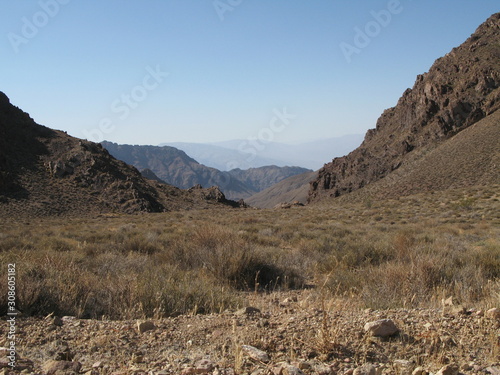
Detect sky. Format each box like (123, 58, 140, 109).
(0, 1, 498, 146)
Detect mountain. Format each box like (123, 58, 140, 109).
(309, 13, 500, 203)
(0, 92, 237, 218)
(101, 142, 311, 201)
(340, 110, 499, 201)
(245, 171, 318, 209)
(162, 134, 363, 171)
(101, 141, 254, 201)
(227, 166, 311, 193)
(159, 142, 284, 171)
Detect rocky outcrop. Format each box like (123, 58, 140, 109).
(0, 92, 240, 217)
(309, 13, 500, 202)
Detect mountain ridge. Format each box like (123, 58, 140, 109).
(102, 141, 311, 201)
(308, 12, 500, 202)
(0, 92, 238, 218)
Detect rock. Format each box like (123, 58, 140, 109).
(450, 304, 467, 315)
(181, 367, 196, 375)
(235, 306, 261, 316)
(486, 308, 500, 320)
(194, 359, 214, 373)
(131, 352, 143, 363)
(42, 360, 82, 375)
(137, 320, 155, 333)
(435, 364, 459, 375)
(486, 367, 500, 375)
(353, 364, 376, 375)
(241, 345, 270, 363)
(394, 359, 414, 375)
(364, 319, 399, 337)
(271, 363, 305, 375)
(412, 367, 428, 375)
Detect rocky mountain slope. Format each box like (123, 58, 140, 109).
(339, 110, 500, 202)
(0, 92, 236, 218)
(245, 171, 318, 208)
(102, 141, 310, 201)
(309, 13, 500, 202)
(228, 166, 311, 193)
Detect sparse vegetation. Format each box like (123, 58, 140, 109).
(0, 185, 498, 319)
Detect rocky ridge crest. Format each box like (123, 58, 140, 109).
(309, 13, 500, 202)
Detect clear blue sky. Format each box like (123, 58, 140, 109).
(1, 1, 498, 145)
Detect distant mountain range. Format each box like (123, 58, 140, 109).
(161, 134, 363, 171)
(101, 141, 311, 201)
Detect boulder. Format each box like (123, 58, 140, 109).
(364, 319, 399, 337)
(241, 345, 270, 363)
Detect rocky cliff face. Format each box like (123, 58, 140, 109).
(309, 13, 500, 202)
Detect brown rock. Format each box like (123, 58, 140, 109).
(241, 345, 270, 363)
(435, 364, 459, 375)
(353, 364, 376, 375)
(194, 359, 214, 374)
(364, 319, 399, 337)
(486, 367, 500, 375)
(137, 320, 155, 333)
(486, 308, 500, 320)
(42, 360, 82, 375)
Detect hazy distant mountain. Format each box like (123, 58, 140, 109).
(101, 142, 311, 201)
(162, 134, 363, 171)
(309, 13, 500, 203)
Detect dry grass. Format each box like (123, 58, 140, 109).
(0, 185, 498, 319)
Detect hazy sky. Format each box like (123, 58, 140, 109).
(1, 1, 498, 145)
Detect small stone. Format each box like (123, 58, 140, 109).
(131, 352, 143, 364)
(486, 367, 500, 375)
(181, 367, 196, 375)
(235, 306, 261, 316)
(137, 320, 155, 333)
(353, 364, 376, 375)
(42, 360, 82, 375)
(394, 360, 414, 375)
(273, 363, 305, 375)
(450, 305, 467, 315)
(435, 364, 459, 375)
(412, 367, 428, 375)
(296, 361, 311, 370)
(486, 308, 500, 320)
(241, 345, 270, 363)
(364, 319, 399, 337)
(53, 316, 63, 327)
(194, 359, 214, 373)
